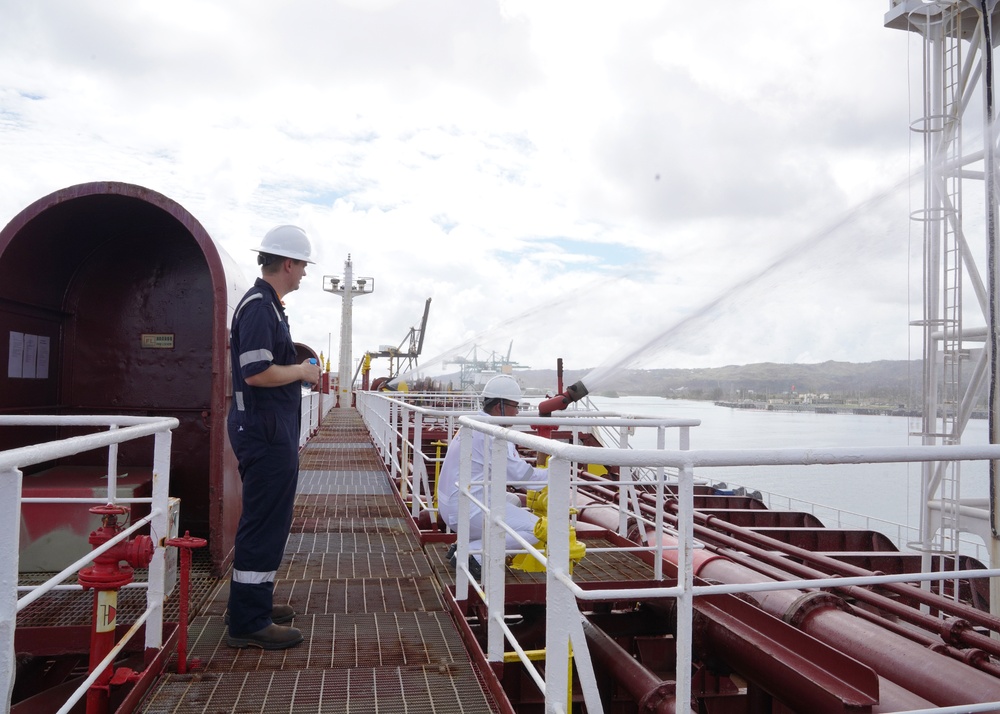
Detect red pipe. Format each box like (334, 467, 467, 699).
(599, 481, 1000, 658)
(580, 618, 692, 714)
(571, 491, 1000, 709)
(672, 504, 1000, 659)
(667, 496, 1000, 634)
(537, 380, 589, 417)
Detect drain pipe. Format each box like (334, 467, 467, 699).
(580, 618, 692, 714)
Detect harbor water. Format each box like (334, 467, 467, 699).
(581, 395, 991, 559)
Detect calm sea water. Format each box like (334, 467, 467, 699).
(579, 396, 991, 548)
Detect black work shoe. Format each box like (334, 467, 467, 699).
(468, 556, 482, 580)
(448, 552, 481, 580)
(226, 623, 303, 650)
(444, 543, 456, 560)
(224, 604, 296, 626)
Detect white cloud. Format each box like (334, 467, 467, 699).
(0, 0, 957, 390)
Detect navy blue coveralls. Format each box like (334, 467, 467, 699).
(226, 277, 301, 635)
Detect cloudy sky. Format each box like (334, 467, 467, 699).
(0, 1, 949, 389)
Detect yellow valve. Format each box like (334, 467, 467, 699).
(569, 527, 586, 565)
(525, 487, 577, 518)
(510, 516, 586, 573)
(533, 515, 548, 541)
(525, 487, 546, 516)
(431, 440, 446, 509)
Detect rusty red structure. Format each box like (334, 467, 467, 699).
(0, 182, 244, 575)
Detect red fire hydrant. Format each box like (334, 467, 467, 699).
(77, 504, 154, 714)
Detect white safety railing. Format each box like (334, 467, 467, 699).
(357, 390, 1000, 714)
(357, 391, 480, 518)
(453, 415, 1000, 714)
(356, 390, 702, 523)
(299, 386, 335, 447)
(0, 414, 179, 714)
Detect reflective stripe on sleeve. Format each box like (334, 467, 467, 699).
(232, 568, 277, 584)
(240, 348, 274, 367)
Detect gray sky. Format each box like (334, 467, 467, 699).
(0, 1, 932, 386)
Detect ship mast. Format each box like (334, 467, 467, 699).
(885, 0, 1000, 609)
(323, 255, 374, 408)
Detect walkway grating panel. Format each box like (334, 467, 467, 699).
(427, 539, 658, 586)
(285, 532, 419, 555)
(298, 470, 394, 495)
(199, 577, 444, 617)
(278, 552, 434, 580)
(307, 442, 374, 449)
(299, 448, 385, 470)
(180, 612, 471, 672)
(294, 494, 405, 518)
(292, 515, 412, 534)
(143, 662, 498, 713)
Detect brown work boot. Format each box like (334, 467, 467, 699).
(227, 624, 303, 650)
(224, 604, 296, 626)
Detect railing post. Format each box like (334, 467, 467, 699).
(654, 425, 665, 581)
(145, 429, 172, 652)
(411, 410, 424, 517)
(0, 467, 22, 712)
(399, 405, 410, 499)
(106, 424, 119, 498)
(676, 450, 694, 713)
(486, 433, 508, 662)
(617, 426, 629, 536)
(455, 426, 473, 602)
(386, 400, 397, 469)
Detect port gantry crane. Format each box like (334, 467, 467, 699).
(358, 298, 431, 389)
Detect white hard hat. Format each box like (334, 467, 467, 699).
(253, 225, 314, 263)
(481, 374, 522, 401)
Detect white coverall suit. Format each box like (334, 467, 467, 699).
(437, 412, 549, 561)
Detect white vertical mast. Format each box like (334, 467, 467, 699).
(323, 255, 374, 408)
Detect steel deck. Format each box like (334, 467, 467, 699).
(137, 408, 502, 713)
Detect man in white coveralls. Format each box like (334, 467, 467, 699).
(437, 374, 549, 578)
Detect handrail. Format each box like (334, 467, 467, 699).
(0, 414, 178, 713)
(458, 413, 1000, 714)
(356, 390, 1000, 713)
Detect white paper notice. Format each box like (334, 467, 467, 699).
(8, 331, 24, 378)
(22, 334, 37, 379)
(36, 335, 50, 379)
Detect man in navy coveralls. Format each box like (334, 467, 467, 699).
(225, 224, 322, 650)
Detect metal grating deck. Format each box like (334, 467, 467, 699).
(17, 549, 217, 628)
(141, 662, 496, 713)
(138, 407, 502, 713)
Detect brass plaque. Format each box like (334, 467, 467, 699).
(141, 333, 175, 349)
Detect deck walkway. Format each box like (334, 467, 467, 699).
(139, 407, 501, 713)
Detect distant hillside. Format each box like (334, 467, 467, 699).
(512, 360, 924, 402)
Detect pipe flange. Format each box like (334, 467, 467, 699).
(939, 617, 972, 646)
(638, 681, 677, 713)
(782, 590, 848, 628)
